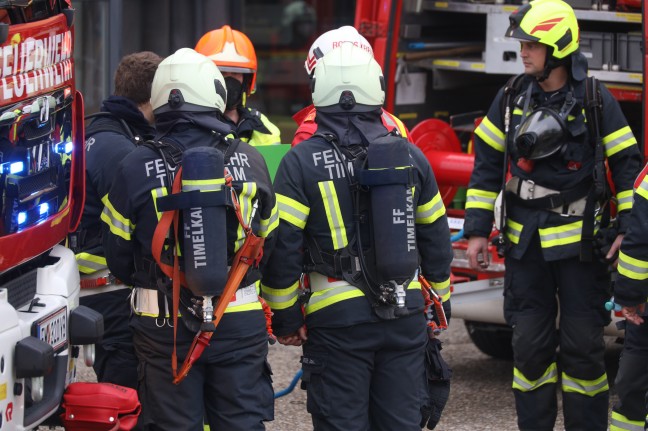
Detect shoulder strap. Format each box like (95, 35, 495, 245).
(85, 112, 136, 141)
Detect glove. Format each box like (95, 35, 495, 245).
(420, 338, 452, 430)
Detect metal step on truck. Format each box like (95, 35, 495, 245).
(0, 1, 103, 429)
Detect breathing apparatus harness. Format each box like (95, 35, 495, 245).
(145, 134, 272, 384)
(498, 74, 609, 261)
(305, 132, 421, 320)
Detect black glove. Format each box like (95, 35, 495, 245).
(420, 338, 452, 430)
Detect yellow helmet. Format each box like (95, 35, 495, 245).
(506, 0, 579, 60)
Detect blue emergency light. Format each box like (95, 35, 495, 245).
(17, 211, 27, 225)
(1, 161, 24, 174)
(39, 203, 49, 215)
(54, 142, 73, 154)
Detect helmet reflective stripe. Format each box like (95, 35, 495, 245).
(195, 25, 258, 94)
(506, 0, 579, 60)
(151, 48, 227, 114)
(305, 26, 373, 75)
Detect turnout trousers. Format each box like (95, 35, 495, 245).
(300, 313, 427, 431)
(611, 318, 648, 431)
(131, 314, 273, 431)
(504, 235, 611, 431)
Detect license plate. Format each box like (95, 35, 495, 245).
(34, 307, 68, 352)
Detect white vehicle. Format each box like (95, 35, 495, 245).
(0, 1, 103, 429)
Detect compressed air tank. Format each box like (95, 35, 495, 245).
(366, 136, 418, 285)
(181, 146, 228, 297)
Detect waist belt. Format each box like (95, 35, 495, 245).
(131, 283, 259, 317)
(506, 176, 591, 217)
(308, 271, 420, 293)
(80, 269, 129, 297)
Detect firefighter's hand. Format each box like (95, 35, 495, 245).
(622, 304, 645, 326)
(466, 236, 489, 270)
(606, 234, 624, 267)
(277, 325, 308, 346)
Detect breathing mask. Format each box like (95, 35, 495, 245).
(514, 91, 576, 160)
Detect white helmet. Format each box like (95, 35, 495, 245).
(311, 42, 384, 112)
(304, 26, 373, 75)
(151, 48, 227, 115)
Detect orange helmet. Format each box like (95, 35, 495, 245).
(195, 25, 258, 94)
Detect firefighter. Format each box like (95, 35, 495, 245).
(610, 169, 648, 431)
(102, 48, 277, 431)
(72, 51, 161, 389)
(195, 25, 282, 146)
(464, 0, 642, 429)
(261, 42, 453, 430)
(291, 25, 409, 146)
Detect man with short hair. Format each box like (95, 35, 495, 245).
(73, 51, 162, 389)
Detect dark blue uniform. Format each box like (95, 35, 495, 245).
(611, 171, 648, 431)
(75, 96, 156, 389)
(102, 114, 278, 431)
(262, 111, 452, 430)
(465, 68, 642, 430)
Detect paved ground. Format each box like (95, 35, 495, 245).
(45, 318, 622, 431)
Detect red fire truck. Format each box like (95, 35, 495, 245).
(0, 1, 102, 429)
(353, 0, 646, 358)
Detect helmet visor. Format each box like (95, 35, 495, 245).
(514, 107, 566, 160)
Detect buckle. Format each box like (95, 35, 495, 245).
(523, 180, 535, 199)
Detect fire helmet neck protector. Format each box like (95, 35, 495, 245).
(514, 89, 577, 160)
(195, 25, 258, 94)
(151, 48, 227, 115)
(304, 25, 373, 76)
(311, 42, 385, 113)
(506, 0, 579, 81)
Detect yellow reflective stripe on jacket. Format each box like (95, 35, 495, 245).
(610, 411, 645, 431)
(512, 363, 558, 392)
(538, 220, 583, 248)
(277, 194, 309, 229)
(244, 113, 282, 146)
(318, 181, 348, 250)
(225, 302, 263, 313)
(76, 253, 107, 274)
(182, 177, 225, 191)
(261, 281, 299, 310)
(259, 200, 279, 238)
(305, 285, 365, 314)
(618, 251, 648, 281)
(416, 191, 445, 224)
(235, 182, 257, 252)
(475, 116, 505, 152)
(506, 218, 523, 244)
(561, 371, 608, 396)
(636, 176, 648, 201)
(603, 126, 637, 157)
(616, 189, 634, 212)
(151, 187, 169, 221)
(465, 189, 498, 211)
(101, 198, 134, 241)
(431, 277, 451, 302)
